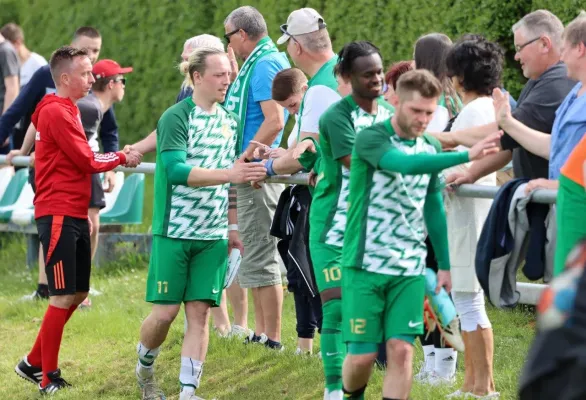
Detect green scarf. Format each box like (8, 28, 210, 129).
(224, 36, 278, 155)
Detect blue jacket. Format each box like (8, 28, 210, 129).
(0, 65, 119, 152)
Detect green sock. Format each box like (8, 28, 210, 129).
(321, 299, 345, 392)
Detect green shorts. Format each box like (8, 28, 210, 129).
(309, 241, 342, 292)
(342, 267, 425, 344)
(146, 235, 228, 306)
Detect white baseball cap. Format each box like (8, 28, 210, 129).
(276, 8, 327, 45)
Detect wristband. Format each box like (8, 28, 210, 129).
(228, 224, 239, 231)
(265, 158, 277, 176)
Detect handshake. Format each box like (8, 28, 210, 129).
(122, 144, 143, 168)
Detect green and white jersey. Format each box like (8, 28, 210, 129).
(309, 95, 394, 247)
(342, 119, 443, 276)
(151, 97, 239, 240)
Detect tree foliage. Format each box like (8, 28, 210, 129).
(0, 0, 582, 145)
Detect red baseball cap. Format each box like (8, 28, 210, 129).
(93, 59, 133, 79)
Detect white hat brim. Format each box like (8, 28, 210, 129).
(276, 34, 290, 45)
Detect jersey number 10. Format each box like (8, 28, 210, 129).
(323, 266, 342, 283)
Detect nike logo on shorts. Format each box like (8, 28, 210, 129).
(326, 352, 340, 356)
(408, 321, 423, 328)
(212, 289, 220, 294)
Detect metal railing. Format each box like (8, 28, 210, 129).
(0, 154, 553, 305)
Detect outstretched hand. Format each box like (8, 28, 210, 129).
(468, 131, 503, 161)
(445, 170, 475, 192)
(492, 88, 512, 127)
(228, 161, 267, 184)
(124, 149, 143, 168)
(228, 45, 239, 82)
(292, 140, 317, 160)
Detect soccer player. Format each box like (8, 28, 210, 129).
(290, 41, 395, 400)
(133, 47, 266, 400)
(259, 42, 394, 399)
(2, 26, 117, 303)
(8, 58, 133, 265)
(340, 69, 500, 400)
(13, 46, 140, 395)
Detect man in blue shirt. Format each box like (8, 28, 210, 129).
(224, 5, 290, 350)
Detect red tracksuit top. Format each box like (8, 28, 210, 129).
(31, 94, 127, 219)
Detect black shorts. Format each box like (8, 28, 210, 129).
(36, 215, 91, 296)
(89, 174, 106, 209)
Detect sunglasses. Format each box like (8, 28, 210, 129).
(224, 29, 240, 42)
(114, 77, 126, 85)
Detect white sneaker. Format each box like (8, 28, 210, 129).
(136, 364, 165, 400)
(230, 325, 252, 339)
(179, 391, 205, 400)
(446, 389, 470, 398)
(414, 361, 431, 383)
(426, 373, 456, 386)
(258, 333, 268, 344)
(466, 392, 500, 399)
(294, 347, 312, 356)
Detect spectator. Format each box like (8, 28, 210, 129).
(443, 36, 504, 398)
(438, 10, 575, 185)
(271, 68, 309, 149)
(0, 32, 19, 154)
(176, 34, 225, 103)
(414, 33, 462, 131)
(273, 8, 340, 396)
(384, 60, 412, 104)
(224, 5, 290, 350)
(491, 11, 586, 193)
(271, 66, 322, 359)
(0, 23, 46, 87)
(276, 8, 339, 147)
(0, 23, 47, 153)
(128, 34, 238, 158)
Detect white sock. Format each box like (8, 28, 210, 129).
(137, 342, 160, 366)
(434, 348, 457, 378)
(180, 356, 203, 392)
(423, 345, 435, 372)
(136, 342, 160, 380)
(326, 389, 344, 400)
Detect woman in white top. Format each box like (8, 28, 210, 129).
(444, 36, 504, 399)
(414, 33, 462, 132)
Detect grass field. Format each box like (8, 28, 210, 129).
(0, 233, 536, 400)
(0, 174, 537, 399)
